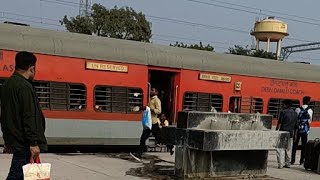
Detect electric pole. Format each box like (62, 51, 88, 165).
(79, 0, 92, 17)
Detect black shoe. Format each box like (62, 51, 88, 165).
(290, 161, 295, 164)
(283, 165, 290, 168)
(299, 161, 304, 165)
(170, 151, 174, 155)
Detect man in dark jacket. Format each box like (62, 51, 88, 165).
(276, 99, 298, 169)
(1, 51, 47, 180)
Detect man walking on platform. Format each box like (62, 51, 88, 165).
(276, 99, 297, 169)
(1, 51, 47, 180)
(131, 88, 162, 160)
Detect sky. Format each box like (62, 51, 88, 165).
(1, 0, 320, 64)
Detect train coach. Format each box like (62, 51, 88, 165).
(0, 23, 319, 146)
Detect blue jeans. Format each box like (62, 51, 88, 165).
(6, 146, 30, 180)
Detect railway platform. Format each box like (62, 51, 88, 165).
(0, 148, 318, 180)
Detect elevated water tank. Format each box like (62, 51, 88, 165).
(250, 16, 289, 59)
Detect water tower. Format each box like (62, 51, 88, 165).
(250, 16, 289, 60)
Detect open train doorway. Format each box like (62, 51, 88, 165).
(148, 70, 178, 125)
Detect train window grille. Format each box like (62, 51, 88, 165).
(309, 101, 320, 121)
(128, 88, 143, 112)
(94, 86, 143, 113)
(197, 93, 211, 111)
(183, 92, 223, 112)
(267, 98, 300, 119)
(69, 84, 86, 111)
(252, 98, 263, 113)
(33, 82, 50, 109)
(49, 83, 68, 110)
(183, 93, 197, 111)
(211, 94, 223, 112)
(33, 82, 87, 111)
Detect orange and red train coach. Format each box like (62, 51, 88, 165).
(0, 23, 319, 146)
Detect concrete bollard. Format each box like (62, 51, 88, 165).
(162, 111, 290, 179)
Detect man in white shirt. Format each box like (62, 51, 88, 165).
(291, 96, 313, 165)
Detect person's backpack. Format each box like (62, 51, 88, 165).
(298, 107, 311, 135)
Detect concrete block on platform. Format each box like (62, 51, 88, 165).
(172, 111, 289, 179)
(186, 129, 290, 151)
(177, 111, 273, 130)
(175, 147, 269, 179)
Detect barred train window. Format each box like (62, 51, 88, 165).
(94, 86, 143, 113)
(267, 98, 300, 119)
(33, 82, 50, 109)
(309, 101, 320, 121)
(253, 98, 263, 113)
(33, 82, 86, 111)
(183, 92, 223, 112)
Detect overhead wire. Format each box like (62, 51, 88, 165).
(39, 0, 316, 43)
(40, 0, 79, 8)
(2, 0, 320, 61)
(206, 0, 320, 22)
(184, 0, 320, 27)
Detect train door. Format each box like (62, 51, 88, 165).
(229, 96, 241, 113)
(148, 69, 179, 125)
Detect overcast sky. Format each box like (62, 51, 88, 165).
(1, 0, 320, 64)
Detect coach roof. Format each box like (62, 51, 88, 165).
(0, 23, 319, 82)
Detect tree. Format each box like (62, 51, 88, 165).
(60, 15, 93, 35)
(228, 45, 277, 60)
(170, 41, 214, 52)
(228, 45, 251, 56)
(60, 4, 152, 42)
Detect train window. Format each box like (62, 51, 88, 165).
(183, 93, 197, 111)
(94, 86, 143, 113)
(309, 101, 320, 121)
(95, 86, 112, 112)
(128, 88, 143, 112)
(69, 84, 86, 111)
(33, 82, 50, 109)
(267, 98, 300, 119)
(33, 82, 86, 111)
(112, 87, 128, 113)
(50, 83, 68, 110)
(211, 94, 223, 112)
(252, 98, 263, 113)
(197, 93, 211, 111)
(183, 92, 223, 112)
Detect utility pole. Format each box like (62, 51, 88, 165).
(79, 0, 92, 17)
